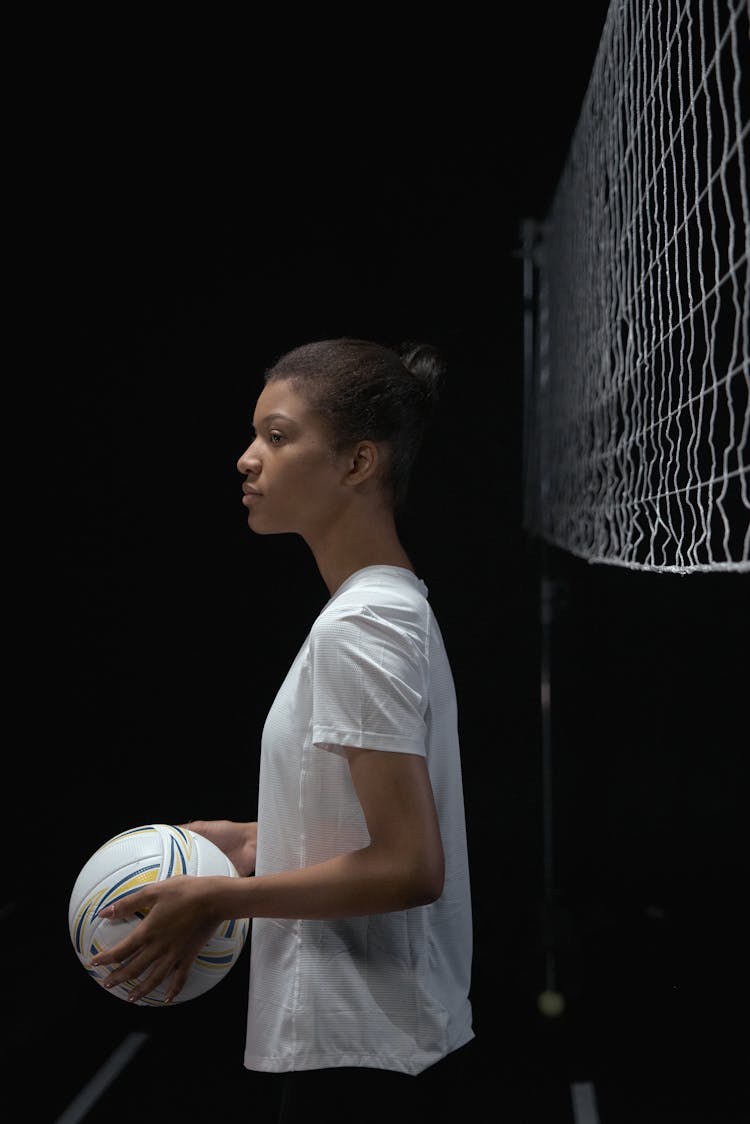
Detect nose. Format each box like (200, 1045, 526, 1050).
(237, 438, 261, 477)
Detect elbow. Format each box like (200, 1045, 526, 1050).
(413, 882, 442, 908)
(369, 837, 445, 909)
(408, 853, 445, 907)
(425, 863, 446, 905)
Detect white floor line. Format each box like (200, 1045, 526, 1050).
(53, 1031, 150, 1124)
(571, 1081, 601, 1124)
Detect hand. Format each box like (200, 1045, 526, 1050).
(89, 875, 223, 1004)
(184, 820, 258, 876)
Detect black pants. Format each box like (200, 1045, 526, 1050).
(275, 1041, 476, 1123)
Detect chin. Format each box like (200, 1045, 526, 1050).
(247, 515, 292, 537)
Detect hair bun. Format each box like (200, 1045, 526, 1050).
(396, 341, 446, 405)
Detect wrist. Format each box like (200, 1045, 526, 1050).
(207, 874, 253, 922)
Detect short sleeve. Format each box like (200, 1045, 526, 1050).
(309, 605, 429, 757)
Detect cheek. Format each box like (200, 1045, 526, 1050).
(294, 452, 340, 489)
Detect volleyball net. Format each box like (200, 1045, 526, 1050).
(522, 0, 749, 573)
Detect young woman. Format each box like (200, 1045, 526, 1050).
(91, 338, 475, 1119)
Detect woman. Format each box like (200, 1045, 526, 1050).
(91, 338, 475, 1118)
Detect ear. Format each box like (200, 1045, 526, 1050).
(344, 440, 380, 487)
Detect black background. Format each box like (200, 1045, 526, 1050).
(7, 6, 749, 1121)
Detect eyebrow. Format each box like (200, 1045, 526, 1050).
(251, 411, 295, 429)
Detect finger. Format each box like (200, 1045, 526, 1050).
(90, 896, 154, 968)
(124, 952, 196, 1005)
(98, 890, 152, 923)
(182, 820, 206, 838)
(90, 931, 143, 968)
(151, 928, 213, 1003)
(100, 946, 164, 995)
(163, 956, 197, 1004)
(94, 942, 148, 982)
(120, 955, 178, 1004)
(164, 923, 221, 1002)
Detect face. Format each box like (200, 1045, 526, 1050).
(236, 379, 352, 538)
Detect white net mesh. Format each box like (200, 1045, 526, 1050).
(523, 0, 750, 573)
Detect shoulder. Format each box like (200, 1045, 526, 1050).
(314, 568, 431, 650)
(307, 574, 435, 689)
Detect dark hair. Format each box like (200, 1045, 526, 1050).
(264, 337, 445, 511)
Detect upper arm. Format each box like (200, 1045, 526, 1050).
(310, 603, 443, 901)
(310, 607, 429, 757)
(342, 747, 445, 903)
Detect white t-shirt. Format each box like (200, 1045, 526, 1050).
(244, 565, 474, 1076)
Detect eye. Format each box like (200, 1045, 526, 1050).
(269, 431, 284, 446)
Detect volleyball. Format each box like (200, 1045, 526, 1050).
(68, 823, 249, 1007)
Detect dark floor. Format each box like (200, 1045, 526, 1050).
(8, 885, 747, 1123)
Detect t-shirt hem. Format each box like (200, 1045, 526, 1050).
(244, 1052, 421, 1075)
(244, 1026, 475, 1077)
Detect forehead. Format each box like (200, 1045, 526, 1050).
(253, 378, 310, 423)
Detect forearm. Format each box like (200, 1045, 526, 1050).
(210, 844, 439, 922)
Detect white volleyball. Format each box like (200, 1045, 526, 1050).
(69, 823, 249, 1007)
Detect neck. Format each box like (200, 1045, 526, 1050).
(305, 505, 414, 597)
